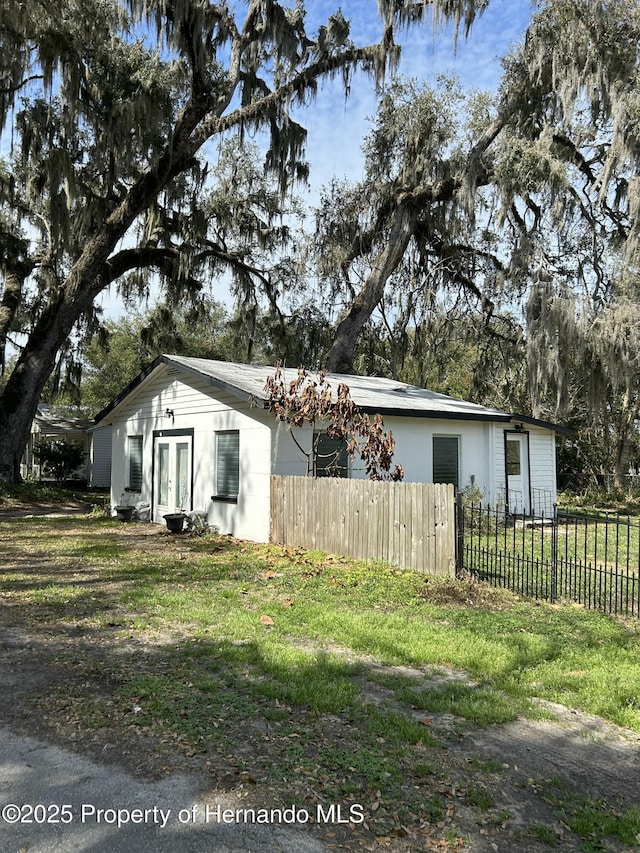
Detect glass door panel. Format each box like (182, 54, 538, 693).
(506, 433, 530, 515)
(157, 443, 170, 507)
(175, 442, 190, 509)
(153, 435, 192, 522)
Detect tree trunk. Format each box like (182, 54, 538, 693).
(613, 395, 639, 490)
(0, 207, 144, 481)
(0, 264, 31, 372)
(0, 290, 89, 481)
(324, 200, 417, 373)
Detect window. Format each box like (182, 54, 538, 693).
(506, 438, 521, 476)
(128, 436, 143, 491)
(432, 436, 459, 490)
(215, 431, 239, 499)
(314, 432, 349, 478)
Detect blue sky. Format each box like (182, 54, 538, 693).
(295, 0, 533, 200)
(1, 1, 533, 321)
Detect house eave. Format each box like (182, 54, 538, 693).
(509, 413, 573, 435)
(359, 408, 569, 433)
(359, 405, 512, 423)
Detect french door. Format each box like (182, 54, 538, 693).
(153, 433, 193, 521)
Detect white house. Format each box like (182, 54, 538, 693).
(22, 404, 112, 488)
(94, 355, 567, 541)
(21, 404, 92, 483)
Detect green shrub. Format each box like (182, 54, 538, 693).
(33, 439, 86, 484)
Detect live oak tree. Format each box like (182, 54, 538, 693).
(0, 0, 487, 482)
(527, 275, 640, 488)
(315, 25, 640, 374)
(509, 0, 640, 485)
(6, 0, 640, 486)
(355, 303, 527, 413)
(309, 1, 640, 486)
(315, 77, 511, 375)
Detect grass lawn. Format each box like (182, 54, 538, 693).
(462, 505, 640, 619)
(465, 509, 640, 574)
(1, 514, 640, 851)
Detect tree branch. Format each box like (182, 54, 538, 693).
(0, 73, 44, 96)
(193, 43, 386, 154)
(103, 246, 181, 283)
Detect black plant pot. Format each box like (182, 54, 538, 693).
(115, 506, 135, 522)
(163, 513, 186, 533)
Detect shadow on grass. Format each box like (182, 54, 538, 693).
(1, 515, 640, 843)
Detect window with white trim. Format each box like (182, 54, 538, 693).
(127, 436, 143, 491)
(215, 431, 240, 498)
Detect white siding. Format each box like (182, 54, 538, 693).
(529, 426, 557, 514)
(367, 417, 491, 495)
(272, 416, 497, 499)
(106, 366, 273, 541)
(270, 416, 555, 513)
(271, 422, 315, 476)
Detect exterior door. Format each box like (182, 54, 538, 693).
(506, 433, 530, 515)
(154, 434, 192, 521)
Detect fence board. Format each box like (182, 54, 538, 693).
(270, 476, 455, 577)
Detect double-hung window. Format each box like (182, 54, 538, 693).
(215, 431, 240, 499)
(127, 436, 143, 491)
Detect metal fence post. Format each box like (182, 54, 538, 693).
(551, 503, 558, 603)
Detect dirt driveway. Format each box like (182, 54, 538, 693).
(2, 612, 639, 853)
(0, 513, 639, 852)
(0, 722, 329, 853)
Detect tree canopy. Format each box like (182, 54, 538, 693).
(302, 1, 640, 483)
(3, 0, 640, 487)
(0, 0, 489, 480)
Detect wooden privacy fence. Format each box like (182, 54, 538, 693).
(270, 476, 455, 577)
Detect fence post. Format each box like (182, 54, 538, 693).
(550, 503, 558, 603)
(455, 492, 464, 577)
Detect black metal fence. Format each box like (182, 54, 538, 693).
(456, 499, 640, 618)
